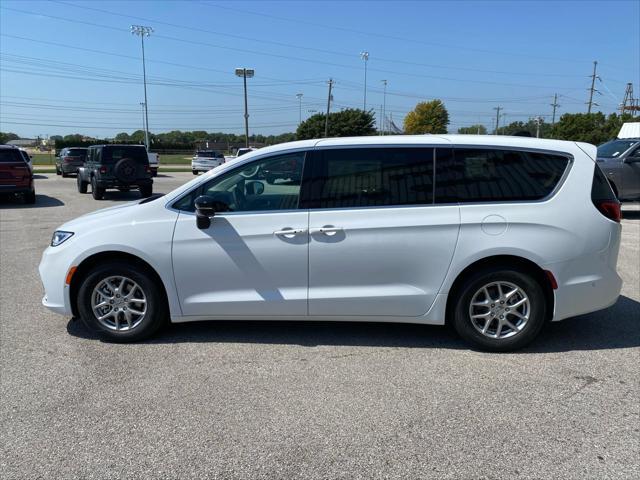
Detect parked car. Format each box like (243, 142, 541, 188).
(39, 136, 622, 351)
(76, 145, 153, 200)
(55, 147, 88, 177)
(18, 149, 33, 172)
(225, 147, 258, 163)
(192, 150, 225, 175)
(0, 145, 35, 203)
(596, 138, 640, 201)
(147, 152, 159, 177)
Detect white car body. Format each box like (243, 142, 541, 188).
(39, 135, 622, 345)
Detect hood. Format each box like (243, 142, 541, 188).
(58, 199, 146, 231)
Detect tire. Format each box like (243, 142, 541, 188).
(55, 166, 61, 175)
(77, 175, 88, 193)
(61, 171, 69, 178)
(451, 267, 546, 352)
(192, 170, 199, 175)
(114, 158, 138, 183)
(91, 177, 105, 200)
(77, 262, 167, 342)
(23, 188, 36, 204)
(140, 185, 152, 198)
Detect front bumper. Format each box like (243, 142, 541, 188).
(39, 245, 74, 317)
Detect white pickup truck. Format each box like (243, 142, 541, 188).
(147, 152, 159, 176)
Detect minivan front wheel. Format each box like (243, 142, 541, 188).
(77, 262, 167, 342)
(452, 268, 546, 351)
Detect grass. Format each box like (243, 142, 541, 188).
(31, 153, 193, 165)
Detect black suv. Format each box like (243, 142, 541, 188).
(77, 145, 153, 200)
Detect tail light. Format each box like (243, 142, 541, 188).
(591, 165, 621, 223)
(145, 165, 151, 173)
(63, 156, 72, 163)
(594, 200, 621, 223)
(99, 166, 107, 174)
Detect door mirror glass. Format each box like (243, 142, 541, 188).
(245, 180, 264, 195)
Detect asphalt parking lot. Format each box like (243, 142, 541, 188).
(1, 172, 639, 479)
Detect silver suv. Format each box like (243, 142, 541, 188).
(596, 138, 640, 201)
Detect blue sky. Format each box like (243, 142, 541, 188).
(1, 0, 638, 138)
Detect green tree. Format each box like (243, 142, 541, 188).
(458, 124, 487, 135)
(404, 100, 449, 134)
(296, 108, 376, 140)
(497, 118, 552, 138)
(0, 132, 20, 144)
(550, 113, 611, 144)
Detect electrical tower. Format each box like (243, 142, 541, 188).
(550, 94, 560, 125)
(621, 83, 639, 116)
(493, 106, 502, 134)
(587, 61, 600, 113)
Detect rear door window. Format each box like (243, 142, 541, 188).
(308, 147, 434, 209)
(435, 148, 570, 203)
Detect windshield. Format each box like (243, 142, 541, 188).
(0, 150, 24, 163)
(196, 151, 223, 158)
(597, 140, 639, 158)
(66, 149, 87, 158)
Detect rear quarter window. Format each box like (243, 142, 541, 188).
(435, 148, 570, 203)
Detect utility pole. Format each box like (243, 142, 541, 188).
(379, 105, 383, 135)
(235, 67, 255, 147)
(587, 61, 600, 113)
(360, 51, 369, 111)
(493, 106, 502, 134)
(550, 93, 560, 125)
(381, 79, 387, 135)
(131, 25, 153, 151)
(533, 116, 542, 138)
(325, 79, 334, 138)
(296, 93, 303, 125)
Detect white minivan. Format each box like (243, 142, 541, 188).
(39, 135, 622, 351)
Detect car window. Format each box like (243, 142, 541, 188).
(103, 147, 148, 164)
(0, 150, 23, 163)
(174, 152, 305, 213)
(66, 149, 87, 158)
(597, 140, 639, 158)
(309, 147, 434, 209)
(435, 148, 570, 203)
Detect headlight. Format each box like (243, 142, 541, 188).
(51, 231, 74, 247)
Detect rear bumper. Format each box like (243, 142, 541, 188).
(545, 226, 623, 321)
(95, 178, 153, 189)
(0, 183, 33, 194)
(61, 163, 82, 173)
(192, 160, 223, 171)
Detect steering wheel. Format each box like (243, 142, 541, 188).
(240, 164, 260, 178)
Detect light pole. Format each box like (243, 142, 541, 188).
(296, 93, 303, 125)
(380, 79, 387, 135)
(131, 25, 153, 151)
(139, 102, 147, 142)
(235, 67, 255, 147)
(360, 51, 369, 111)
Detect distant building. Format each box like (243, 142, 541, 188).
(7, 138, 37, 147)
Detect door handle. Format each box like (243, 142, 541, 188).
(310, 226, 343, 236)
(274, 228, 306, 238)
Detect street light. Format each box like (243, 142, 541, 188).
(360, 51, 369, 110)
(139, 102, 147, 142)
(235, 67, 255, 147)
(296, 93, 303, 125)
(380, 79, 387, 135)
(131, 25, 153, 151)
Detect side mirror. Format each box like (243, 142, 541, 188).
(194, 195, 229, 229)
(245, 180, 264, 195)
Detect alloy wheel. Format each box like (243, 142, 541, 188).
(91, 275, 147, 331)
(468, 281, 530, 339)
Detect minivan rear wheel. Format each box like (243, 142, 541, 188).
(452, 267, 546, 351)
(77, 262, 167, 342)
